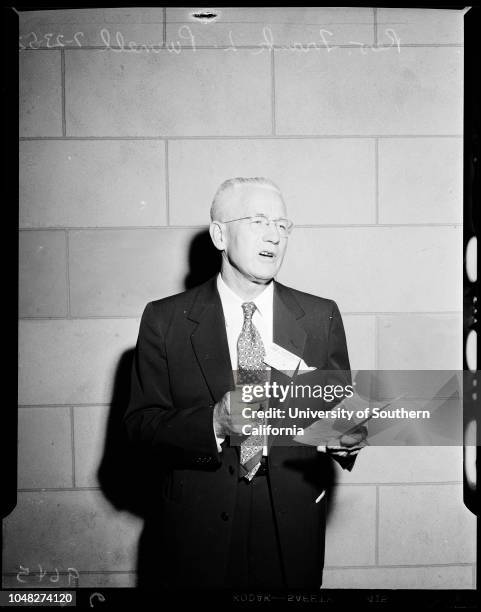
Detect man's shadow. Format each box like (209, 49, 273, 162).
(97, 229, 339, 589)
(97, 230, 222, 586)
(184, 230, 222, 289)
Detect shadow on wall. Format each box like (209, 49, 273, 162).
(97, 230, 221, 516)
(184, 229, 222, 289)
(97, 228, 338, 588)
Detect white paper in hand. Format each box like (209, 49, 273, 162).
(263, 342, 316, 377)
(264, 342, 300, 376)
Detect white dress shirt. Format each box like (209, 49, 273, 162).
(215, 273, 273, 454)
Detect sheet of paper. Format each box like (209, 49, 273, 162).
(263, 342, 317, 375)
(264, 342, 301, 373)
(298, 358, 317, 374)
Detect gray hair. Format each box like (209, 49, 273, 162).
(210, 177, 282, 221)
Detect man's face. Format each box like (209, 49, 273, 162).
(221, 186, 289, 283)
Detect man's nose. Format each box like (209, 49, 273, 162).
(262, 221, 281, 243)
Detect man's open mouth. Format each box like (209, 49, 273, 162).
(259, 250, 275, 258)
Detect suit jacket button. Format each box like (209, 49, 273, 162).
(228, 465, 235, 475)
(221, 512, 229, 521)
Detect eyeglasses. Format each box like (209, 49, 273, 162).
(220, 214, 294, 237)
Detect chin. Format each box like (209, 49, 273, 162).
(251, 270, 276, 283)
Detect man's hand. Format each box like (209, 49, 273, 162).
(213, 387, 266, 437)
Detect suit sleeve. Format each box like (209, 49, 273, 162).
(123, 302, 220, 467)
(325, 300, 359, 472)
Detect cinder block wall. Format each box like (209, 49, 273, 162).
(11, 8, 475, 589)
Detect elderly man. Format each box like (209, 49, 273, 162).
(124, 177, 364, 591)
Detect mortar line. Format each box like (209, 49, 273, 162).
(65, 230, 71, 318)
(18, 486, 102, 492)
(19, 316, 73, 320)
(363, 43, 464, 48)
(70, 406, 76, 488)
(79, 571, 136, 575)
(374, 314, 379, 370)
(19, 315, 141, 320)
(18, 134, 464, 141)
(343, 311, 462, 316)
(375, 137, 379, 224)
(3, 571, 82, 577)
(335, 481, 465, 487)
(323, 562, 474, 569)
(60, 49, 66, 137)
(2, 570, 136, 576)
(4, 562, 472, 572)
(373, 7, 378, 47)
(165, 140, 170, 225)
(271, 48, 276, 135)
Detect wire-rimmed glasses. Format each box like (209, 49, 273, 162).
(220, 214, 294, 237)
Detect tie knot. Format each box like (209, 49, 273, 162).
(242, 302, 256, 320)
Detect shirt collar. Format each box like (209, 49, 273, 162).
(216, 273, 274, 317)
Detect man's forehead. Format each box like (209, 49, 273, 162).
(227, 185, 286, 216)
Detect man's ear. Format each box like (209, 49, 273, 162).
(209, 221, 226, 251)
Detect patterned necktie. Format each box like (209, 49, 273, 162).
(238, 302, 266, 480)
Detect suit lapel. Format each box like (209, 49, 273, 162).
(273, 281, 307, 359)
(269, 282, 307, 451)
(188, 277, 235, 403)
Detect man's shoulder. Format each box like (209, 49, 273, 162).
(141, 277, 341, 320)
(148, 284, 202, 309)
(275, 281, 338, 315)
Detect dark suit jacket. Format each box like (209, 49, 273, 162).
(124, 276, 353, 589)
